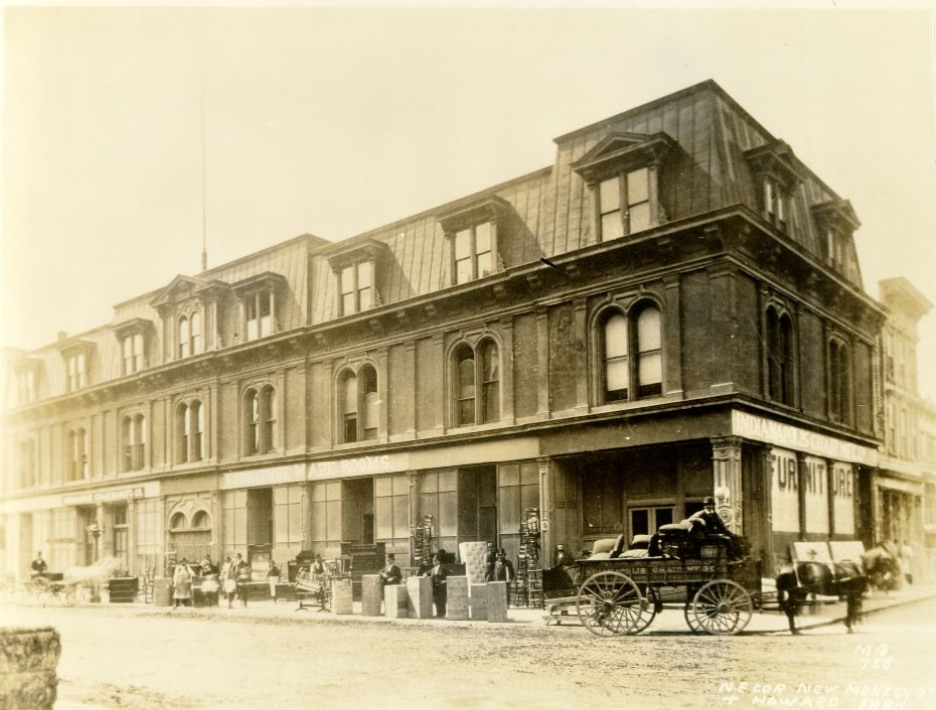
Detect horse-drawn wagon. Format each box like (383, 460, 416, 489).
(543, 531, 761, 636)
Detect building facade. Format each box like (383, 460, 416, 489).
(875, 277, 935, 582)
(1, 81, 899, 582)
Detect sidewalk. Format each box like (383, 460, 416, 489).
(39, 582, 934, 636)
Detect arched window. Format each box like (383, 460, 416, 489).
(245, 386, 277, 454)
(360, 366, 378, 440)
(169, 512, 186, 530)
(121, 414, 147, 472)
(454, 344, 476, 426)
(178, 312, 203, 359)
(452, 340, 500, 426)
(766, 307, 796, 406)
(829, 339, 852, 424)
(479, 340, 500, 423)
(178, 316, 190, 359)
(635, 306, 662, 398)
(191, 510, 210, 529)
(338, 367, 379, 443)
(598, 304, 663, 404)
(178, 400, 204, 463)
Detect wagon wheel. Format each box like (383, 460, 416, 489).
(689, 580, 753, 635)
(630, 585, 661, 635)
(576, 572, 652, 636)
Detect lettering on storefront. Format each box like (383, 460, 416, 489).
(308, 454, 404, 481)
(732, 411, 878, 465)
(832, 462, 856, 535)
(771, 448, 800, 532)
(804, 456, 829, 534)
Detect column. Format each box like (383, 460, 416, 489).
(498, 318, 515, 424)
(535, 308, 550, 417)
(711, 437, 743, 534)
(538, 456, 553, 566)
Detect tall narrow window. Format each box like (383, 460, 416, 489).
(763, 176, 788, 233)
(360, 366, 378, 440)
(178, 317, 190, 359)
(122, 415, 146, 471)
(246, 291, 274, 341)
(829, 340, 852, 424)
(67, 353, 87, 392)
(603, 313, 629, 402)
(178, 401, 204, 463)
(17, 439, 37, 488)
(767, 307, 796, 406)
(246, 390, 261, 455)
(67, 428, 88, 481)
(635, 306, 662, 398)
(455, 345, 476, 426)
(122, 333, 144, 375)
(262, 387, 277, 451)
(342, 372, 359, 443)
(479, 341, 500, 423)
(190, 312, 202, 355)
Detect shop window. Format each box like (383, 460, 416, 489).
(338, 364, 379, 443)
(375, 475, 409, 541)
(245, 386, 277, 455)
(828, 338, 852, 424)
(598, 303, 662, 404)
(121, 414, 147, 472)
(766, 306, 796, 406)
(177, 400, 204, 463)
(452, 339, 500, 427)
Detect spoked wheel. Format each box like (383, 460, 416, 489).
(631, 585, 661, 635)
(689, 580, 753, 635)
(576, 572, 653, 636)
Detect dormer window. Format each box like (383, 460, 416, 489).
(340, 261, 374, 315)
(745, 141, 802, 235)
(324, 240, 388, 317)
(812, 199, 860, 272)
(178, 311, 203, 358)
(233, 272, 287, 341)
(113, 318, 151, 376)
(57, 339, 94, 393)
(572, 131, 676, 242)
(10, 358, 41, 406)
(438, 196, 508, 286)
(454, 222, 493, 284)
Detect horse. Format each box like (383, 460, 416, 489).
(62, 556, 122, 602)
(775, 557, 871, 634)
(860, 545, 902, 594)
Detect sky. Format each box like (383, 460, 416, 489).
(3, 2, 936, 400)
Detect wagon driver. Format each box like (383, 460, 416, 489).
(30, 551, 48, 580)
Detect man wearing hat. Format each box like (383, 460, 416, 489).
(689, 496, 731, 536)
(379, 553, 402, 587)
(555, 544, 574, 567)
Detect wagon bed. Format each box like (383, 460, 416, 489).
(542, 544, 761, 636)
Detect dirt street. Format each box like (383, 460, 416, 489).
(3, 600, 935, 710)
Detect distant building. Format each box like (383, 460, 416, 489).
(876, 277, 935, 582)
(0, 80, 922, 582)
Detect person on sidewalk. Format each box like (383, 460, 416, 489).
(424, 553, 447, 618)
(379, 554, 402, 587)
(233, 553, 251, 608)
(266, 559, 281, 604)
(172, 560, 193, 609)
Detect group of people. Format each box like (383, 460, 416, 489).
(171, 553, 280, 609)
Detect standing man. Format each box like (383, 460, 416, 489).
(266, 559, 281, 604)
(30, 551, 48, 580)
(223, 555, 238, 608)
(424, 553, 447, 619)
(232, 553, 251, 608)
(483, 542, 497, 581)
